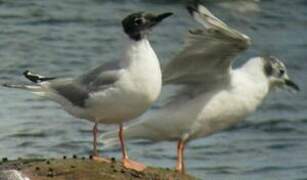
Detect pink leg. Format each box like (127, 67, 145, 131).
(176, 139, 186, 174)
(91, 123, 110, 163)
(119, 123, 146, 171)
(92, 123, 98, 157)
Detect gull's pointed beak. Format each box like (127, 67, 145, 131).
(284, 79, 300, 91)
(147, 12, 173, 27)
(155, 12, 174, 22)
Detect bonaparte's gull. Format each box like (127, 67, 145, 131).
(3, 11, 173, 171)
(103, 1, 299, 173)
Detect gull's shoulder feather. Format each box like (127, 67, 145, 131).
(78, 61, 121, 89)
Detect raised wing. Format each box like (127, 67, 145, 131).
(163, 1, 251, 88)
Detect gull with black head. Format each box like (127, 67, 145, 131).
(103, 0, 299, 174)
(3, 11, 173, 171)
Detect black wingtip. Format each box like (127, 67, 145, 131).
(186, 0, 200, 15)
(23, 70, 30, 76)
(2, 83, 10, 87)
(23, 70, 38, 83)
(24, 70, 57, 83)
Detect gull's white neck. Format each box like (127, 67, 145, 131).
(231, 57, 270, 110)
(120, 37, 157, 66)
(119, 36, 162, 102)
(240, 57, 268, 83)
(120, 36, 161, 79)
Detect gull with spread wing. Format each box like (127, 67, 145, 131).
(3, 11, 173, 171)
(103, 1, 299, 173)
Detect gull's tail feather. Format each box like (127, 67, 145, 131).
(2, 82, 46, 96)
(3, 83, 41, 91)
(2, 70, 56, 96)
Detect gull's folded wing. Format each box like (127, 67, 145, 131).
(78, 61, 121, 91)
(49, 61, 121, 107)
(163, 1, 251, 88)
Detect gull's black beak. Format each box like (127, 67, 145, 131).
(155, 12, 173, 22)
(285, 79, 300, 91)
(147, 12, 173, 27)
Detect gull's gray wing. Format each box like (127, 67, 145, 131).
(78, 61, 121, 91)
(49, 78, 90, 107)
(163, 1, 251, 89)
(49, 61, 121, 107)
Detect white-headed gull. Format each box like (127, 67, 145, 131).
(103, 1, 299, 173)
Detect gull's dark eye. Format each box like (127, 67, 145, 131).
(134, 18, 143, 26)
(279, 69, 285, 76)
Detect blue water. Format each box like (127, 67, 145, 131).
(0, 0, 306, 179)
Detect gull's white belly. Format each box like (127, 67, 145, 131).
(85, 88, 158, 124)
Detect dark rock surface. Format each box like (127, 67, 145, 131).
(0, 158, 197, 180)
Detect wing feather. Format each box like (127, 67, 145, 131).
(49, 61, 121, 107)
(163, 1, 251, 88)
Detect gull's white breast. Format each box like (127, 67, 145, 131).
(193, 69, 269, 138)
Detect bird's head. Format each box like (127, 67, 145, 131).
(263, 56, 299, 92)
(122, 12, 173, 41)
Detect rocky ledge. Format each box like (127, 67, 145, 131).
(0, 156, 197, 180)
